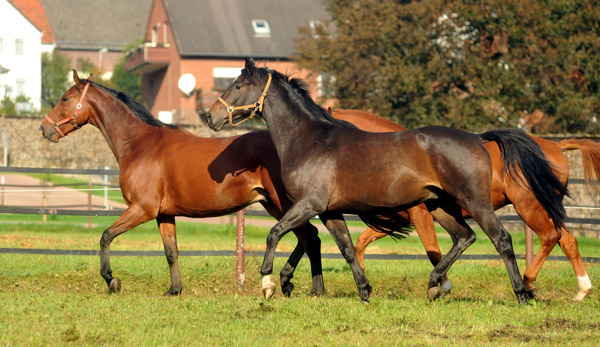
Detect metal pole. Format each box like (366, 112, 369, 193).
(236, 210, 245, 290)
(525, 224, 533, 267)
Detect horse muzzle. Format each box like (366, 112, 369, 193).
(203, 113, 226, 131)
(39, 124, 60, 143)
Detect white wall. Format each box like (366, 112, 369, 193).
(0, 0, 42, 112)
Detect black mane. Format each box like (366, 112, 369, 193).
(85, 79, 178, 129)
(247, 68, 355, 128)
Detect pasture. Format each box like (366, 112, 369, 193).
(0, 215, 599, 345)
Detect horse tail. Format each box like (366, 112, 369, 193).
(479, 129, 568, 230)
(558, 138, 600, 193)
(357, 211, 412, 240)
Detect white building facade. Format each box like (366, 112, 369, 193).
(0, 0, 42, 112)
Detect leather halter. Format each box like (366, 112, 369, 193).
(45, 82, 90, 138)
(217, 73, 272, 126)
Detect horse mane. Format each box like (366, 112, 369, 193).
(247, 68, 355, 128)
(84, 79, 178, 129)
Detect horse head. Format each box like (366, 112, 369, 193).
(39, 69, 93, 142)
(205, 58, 272, 131)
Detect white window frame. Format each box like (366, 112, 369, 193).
(252, 19, 271, 37)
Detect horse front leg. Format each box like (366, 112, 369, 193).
(261, 202, 317, 299)
(100, 205, 153, 293)
(280, 223, 324, 298)
(407, 205, 452, 297)
(320, 212, 372, 302)
(157, 215, 182, 296)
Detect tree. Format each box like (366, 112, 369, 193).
(294, 0, 600, 133)
(111, 56, 141, 102)
(41, 49, 71, 107)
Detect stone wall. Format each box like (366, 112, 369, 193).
(2, 115, 600, 238)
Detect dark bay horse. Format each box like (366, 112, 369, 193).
(39, 70, 325, 296)
(205, 58, 567, 304)
(331, 108, 596, 301)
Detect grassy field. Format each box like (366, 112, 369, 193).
(0, 215, 599, 345)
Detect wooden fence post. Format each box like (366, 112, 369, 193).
(236, 210, 245, 290)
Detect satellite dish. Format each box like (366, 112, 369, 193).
(178, 73, 196, 97)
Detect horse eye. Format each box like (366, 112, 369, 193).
(235, 85, 241, 90)
(62, 97, 68, 102)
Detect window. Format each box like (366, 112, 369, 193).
(213, 67, 242, 91)
(252, 19, 271, 37)
(15, 39, 23, 55)
(16, 79, 25, 96)
(309, 20, 322, 38)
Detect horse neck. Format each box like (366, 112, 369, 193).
(261, 84, 326, 160)
(87, 88, 156, 165)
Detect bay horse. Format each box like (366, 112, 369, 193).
(331, 108, 596, 301)
(39, 70, 326, 296)
(205, 58, 567, 304)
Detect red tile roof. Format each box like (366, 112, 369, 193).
(9, 0, 55, 44)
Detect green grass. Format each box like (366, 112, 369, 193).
(0, 215, 599, 345)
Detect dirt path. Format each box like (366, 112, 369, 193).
(0, 174, 366, 233)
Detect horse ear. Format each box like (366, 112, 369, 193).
(73, 69, 80, 84)
(88, 73, 94, 81)
(326, 107, 333, 115)
(245, 58, 256, 74)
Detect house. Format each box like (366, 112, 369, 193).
(9, 0, 54, 53)
(0, 0, 43, 112)
(40, 0, 152, 80)
(124, 0, 330, 125)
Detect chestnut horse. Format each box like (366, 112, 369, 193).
(205, 59, 567, 304)
(332, 109, 596, 301)
(39, 70, 325, 296)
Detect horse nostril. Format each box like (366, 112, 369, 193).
(39, 125, 44, 135)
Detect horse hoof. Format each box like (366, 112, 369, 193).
(428, 287, 441, 301)
(308, 289, 324, 297)
(282, 282, 294, 297)
(262, 275, 276, 299)
(526, 287, 537, 299)
(262, 285, 276, 299)
(163, 288, 182, 296)
(109, 278, 121, 293)
(439, 278, 452, 298)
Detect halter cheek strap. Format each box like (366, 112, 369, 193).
(45, 82, 90, 138)
(217, 73, 272, 127)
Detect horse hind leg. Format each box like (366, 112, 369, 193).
(558, 228, 593, 301)
(470, 210, 528, 304)
(157, 215, 182, 296)
(355, 227, 387, 269)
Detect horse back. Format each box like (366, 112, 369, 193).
(325, 126, 492, 210)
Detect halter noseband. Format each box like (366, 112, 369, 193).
(217, 73, 272, 127)
(45, 82, 90, 138)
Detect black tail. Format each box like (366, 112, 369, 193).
(357, 211, 412, 239)
(479, 128, 568, 230)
